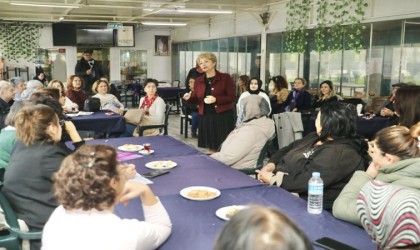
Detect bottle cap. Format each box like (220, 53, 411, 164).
(312, 172, 320, 177)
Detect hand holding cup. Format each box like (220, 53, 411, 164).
(204, 95, 215, 104)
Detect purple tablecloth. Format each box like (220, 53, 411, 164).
(115, 186, 376, 250)
(70, 110, 126, 134)
(74, 136, 262, 195)
(73, 136, 375, 250)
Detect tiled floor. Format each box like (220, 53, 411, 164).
(165, 112, 207, 153)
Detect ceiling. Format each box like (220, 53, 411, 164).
(0, 0, 284, 26)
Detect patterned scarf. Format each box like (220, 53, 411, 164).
(288, 89, 304, 111)
(140, 95, 157, 115)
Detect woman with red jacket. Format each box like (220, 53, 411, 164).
(184, 52, 236, 153)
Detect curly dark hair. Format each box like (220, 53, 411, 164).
(54, 144, 120, 211)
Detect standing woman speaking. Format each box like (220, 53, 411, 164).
(184, 52, 236, 153)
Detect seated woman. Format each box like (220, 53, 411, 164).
(48, 79, 78, 111)
(214, 205, 313, 250)
(65, 75, 88, 111)
(185, 77, 200, 138)
(100, 76, 121, 101)
(374, 83, 407, 124)
(284, 78, 312, 112)
(42, 144, 172, 250)
(236, 75, 249, 97)
(236, 78, 271, 125)
(332, 122, 420, 225)
(2, 104, 83, 250)
(0, 101, 29, 181)
(257, 102, 368, 209)
(92, 79, 124, 114)
(33, 72, 47, 86)
(211, 95, 275, 169)
(269, 75, 289, 114)
(394, 85, 420, 128)
(123, 79, 165, 137)
(357, 181, 420, 250)
(312, 80, 338, 109)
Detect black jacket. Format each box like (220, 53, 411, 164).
(269, 132, 367, 209)
(75, 57, 104, 91)
(0, 98, 11, 130)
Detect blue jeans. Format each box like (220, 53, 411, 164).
(191, 111, 199, 134)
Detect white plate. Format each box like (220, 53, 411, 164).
(78, 111, 94, 116)
(139, 149, 155, 155)
(215, 205, 247, 221)
(145, 160, 177, 169)
(180, 186, 221, 201)
(66, 113, 79, 117)
(117, 144, 144, 152)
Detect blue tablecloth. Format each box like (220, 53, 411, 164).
(70, 110, 126, 134)
(157, 87, 183, 98)
(82, 136, 375, 250)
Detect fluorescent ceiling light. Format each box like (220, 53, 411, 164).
(176, 9, 232, 14)
(10, 2, 80, 8)
(141, 22, 187, 26)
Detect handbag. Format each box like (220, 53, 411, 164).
(84, 97, 101, 112)
(124, 109, 144, 125)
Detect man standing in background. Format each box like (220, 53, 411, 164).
(75, 50, 103, 95)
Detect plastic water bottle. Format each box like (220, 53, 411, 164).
(308, 172, 323, 214)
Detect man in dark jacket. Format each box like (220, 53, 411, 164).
(75, 50, 104, 96)
(0, 80, 14, 130)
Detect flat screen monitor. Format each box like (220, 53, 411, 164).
(52, 23, 77, 46)
(76, 28, 115, 46)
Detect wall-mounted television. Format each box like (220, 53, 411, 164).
(52, 23, 134, 47)
(52, 23, 76, 46)
(76, 28, 115, 46)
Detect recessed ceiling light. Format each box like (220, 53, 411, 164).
(10, 1, 79, 8)
(176, 9, 232, 14)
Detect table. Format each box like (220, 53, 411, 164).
(157, 87, 184, 113)
(70, 110, 126, 134)
(304, 114, 390, 140)
(84, 136, 376, 250)
(334, 84, 366, 96)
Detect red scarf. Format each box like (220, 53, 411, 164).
(140, 95, 157, 114)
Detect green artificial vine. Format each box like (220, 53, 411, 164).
(285, 0, 310, 53)
(0, 22, 43, 62)
(314, 0, 368, 53)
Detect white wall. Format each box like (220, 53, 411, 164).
(172, 0, 420, 42)
(1, 25, 173, 82)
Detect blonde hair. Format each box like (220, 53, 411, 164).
(48, 80, 65, 96)
(198, 52, 217, 68)
(92, 79, 109, 94)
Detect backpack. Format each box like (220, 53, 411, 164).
(84, 97, 101, 112)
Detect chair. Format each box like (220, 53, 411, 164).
(137, 104, 172, 136)
(239, 139, 273, 177)
(179, 93, 192, 138)
(0, 184, 42, 249)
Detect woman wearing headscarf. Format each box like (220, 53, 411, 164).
(211, 95, 275, 169)
(236, 78, 271, 126)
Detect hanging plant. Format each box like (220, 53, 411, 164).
(314, 0, 368, 53)
(285, 0, 310, 53)
(0, 22, 44, 62)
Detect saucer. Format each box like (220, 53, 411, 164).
(139, 149, 155, 155)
